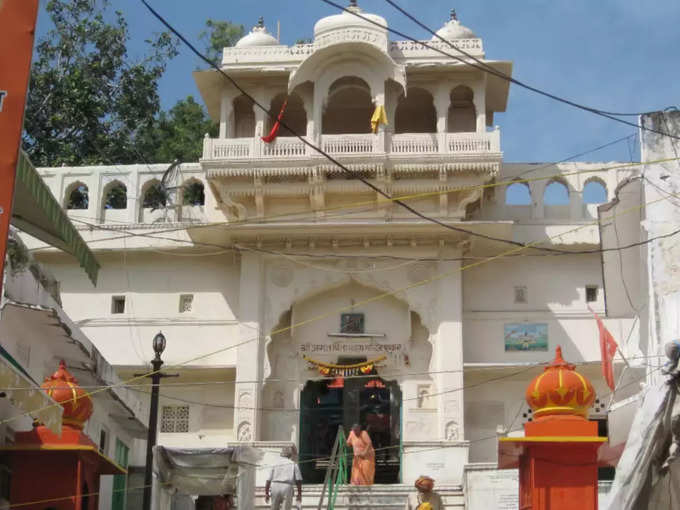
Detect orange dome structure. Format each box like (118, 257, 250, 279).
(41, 360, 93, 429)
(525, 345, 595, 419)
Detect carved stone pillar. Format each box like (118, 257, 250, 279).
(234, 252, 265, 441)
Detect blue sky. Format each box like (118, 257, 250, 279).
(35, 0, 680, 164)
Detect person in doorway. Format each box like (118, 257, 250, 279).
(265, 446, 302, 510)
(346, 423, 375, 485)
(406, 475, 443, 510)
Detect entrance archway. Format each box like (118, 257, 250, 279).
(299, 369, 401, 484)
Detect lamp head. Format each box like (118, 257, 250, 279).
(153, 331, 167, 357)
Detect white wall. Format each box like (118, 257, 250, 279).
(38, 251, 241, 366)
(463, 254, 637, 363)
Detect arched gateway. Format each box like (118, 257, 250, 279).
(261, 280, 433, 484)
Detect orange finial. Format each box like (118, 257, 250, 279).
(525, 346, 595, 419)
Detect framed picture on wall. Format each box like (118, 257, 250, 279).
(504, 323, 548, 351)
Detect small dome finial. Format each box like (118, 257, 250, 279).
(257, 16, 264, 28)
(349, 0, 358, 7)
(450, 9, 457, 21)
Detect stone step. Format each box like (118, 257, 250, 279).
(253, 484, 464, 509)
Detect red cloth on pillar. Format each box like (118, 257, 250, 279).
(262, 99, 288, 143)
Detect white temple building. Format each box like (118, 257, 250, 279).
(24, 2, 650, 507)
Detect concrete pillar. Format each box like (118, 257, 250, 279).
(219, 91, 233, 139)
(435, 257, 464, 441)
(434, 88, 450, 153)
(128, 170, 140, 224)
(234, 252, 265, 441)
(474, 78, 487, 133)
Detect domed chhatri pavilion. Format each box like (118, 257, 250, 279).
(2, 361, 125, 510)
(29, 0, 644, 507)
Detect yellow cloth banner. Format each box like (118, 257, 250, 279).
(370, 105, 388, 133)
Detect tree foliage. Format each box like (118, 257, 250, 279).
(137, 96, 218, 163)
(23, 0, 178, 167)
(23, 2, 237, 168)
(199, 19, 245, 63)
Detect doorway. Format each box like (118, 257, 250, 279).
(299, 372, 401, 484)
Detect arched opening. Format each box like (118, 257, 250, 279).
(544, 180, 570, 205)
(583, 179, 607, 204)
(505, 182, 532, 205)
(448, 85, 476, 133)
(233, 94, 255, 138)
(394, 88, 436, 133)
(183, 180, 205, 206)
(139, 180, 167, 223)
(142, 180, 166, 209)
(267, 93, 307, 137)
(103, 181, 127, 209)
(65, 182, 89, 210)
(322, 76, 374, 134)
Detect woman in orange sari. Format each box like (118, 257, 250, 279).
(346, 423, 375, 485)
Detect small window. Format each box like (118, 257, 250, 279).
(111, 296, 125, 314)
(161, 405, 190, 433)
(586, 285, 598, 303)
(340, 313, 365, 334)
(99, 427, 108, 454)
(179, 294, 193, 313)
(514, 286, 528, 304)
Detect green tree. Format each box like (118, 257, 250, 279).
(23, 0, 178, 167)
(199, 19, 245, 63)
(138, 96, 217, 163)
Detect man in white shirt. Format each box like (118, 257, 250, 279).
(265, 446, 302, 510)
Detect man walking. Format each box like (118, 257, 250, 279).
(265, 446, 302, 510)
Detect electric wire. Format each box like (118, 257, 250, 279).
(137, 0, 679, 255)
(0, 187, 669, 428)
(6, 151, 679, 427)
(5, 363, 663, 509)
(323, 0, 679, 139)
(43, 157, 680, 259)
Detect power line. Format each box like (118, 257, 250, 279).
(138, 0, 668, 256)
(1, 184, 667, 427)
(323, 0, 680, 140)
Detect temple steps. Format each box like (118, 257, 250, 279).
(254, 484, 465, 509)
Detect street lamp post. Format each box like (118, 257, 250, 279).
(141, 332, 177, 510)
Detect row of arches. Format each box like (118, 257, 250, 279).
(65, 180, 206, 222)
(505, 178, 608, 206)
(230, 79, 478, 138)
(66, 180, 205, 211)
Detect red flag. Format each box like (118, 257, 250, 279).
(589, 306, 618, 390)
(261, 99, 288, 143)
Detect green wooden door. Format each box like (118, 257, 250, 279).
(112, 439, 129, 510)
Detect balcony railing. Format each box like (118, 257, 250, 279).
(202, 130, 500, 161)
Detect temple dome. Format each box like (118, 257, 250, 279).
(314, 0, 387, 39)
(235, 17, 279, 48)
(525, 346, 596, 419)
(41, 360, 93, 429)
(433, 9, 477, 40)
